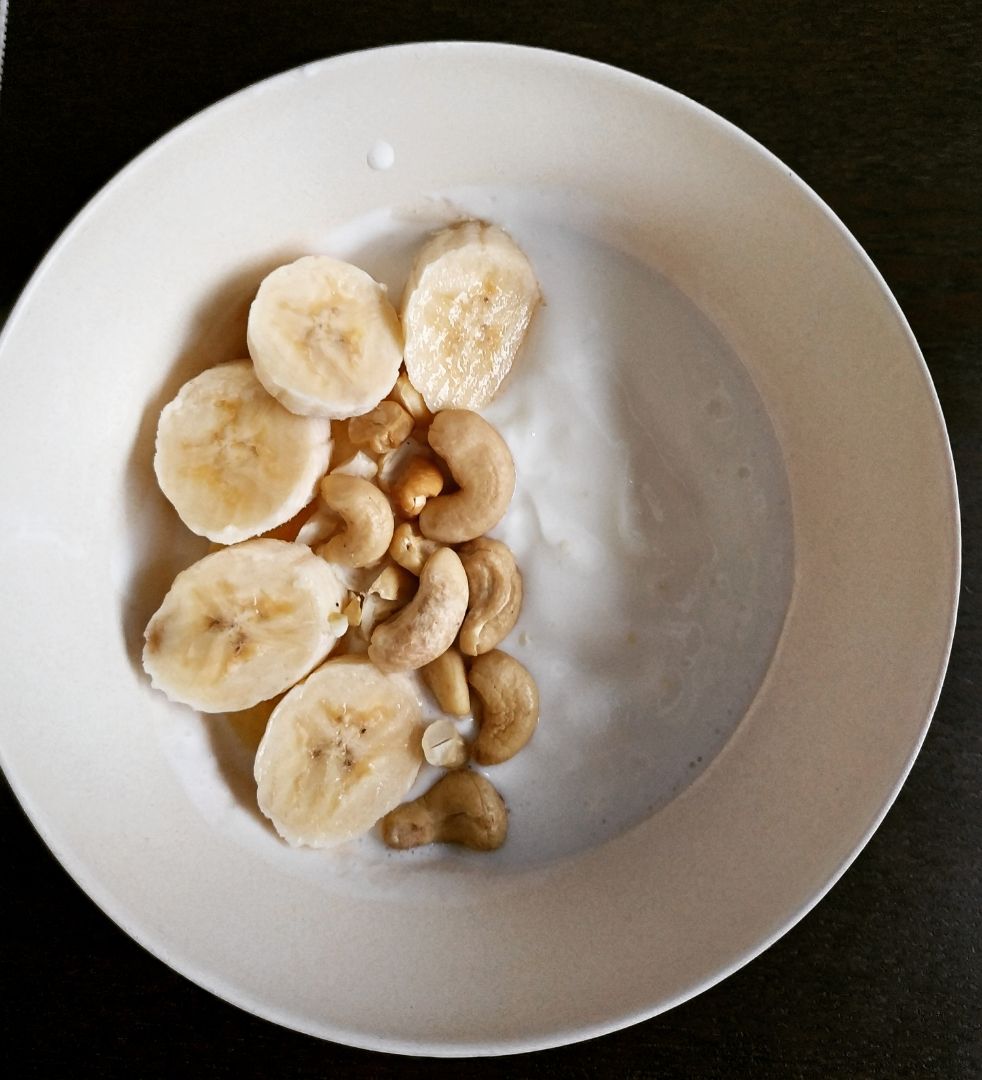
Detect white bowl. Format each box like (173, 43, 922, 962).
(0, 43, 959, 1055)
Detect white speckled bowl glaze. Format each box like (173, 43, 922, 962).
(0, 44, 959, 1055)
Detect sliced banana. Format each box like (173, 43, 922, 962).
(401, 221, 540, 411)
(143, 539, 346, 713)
(154, 360, 331, 545)
(248, 255, 403, 420)
(254, 656, 423, 848)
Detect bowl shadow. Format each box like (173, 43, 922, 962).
(122, 250, 303, 821)
(204, 699, 283, 831)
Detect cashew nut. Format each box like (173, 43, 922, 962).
(318, 474, 394, 568)
(368, 547, 468, 671)
(381, 770, 507, 851)
(421, 719, 468, 768)
(421, 646, 470, 715)
(389, 521, 442, 575)
(467, 650, 539, 765)
(387, 369, 433, 427)
(457, 537, 523, 655)
(348, 400, 413, 455)
(390, 456, 445, 518)
(419, 410, 516, 543)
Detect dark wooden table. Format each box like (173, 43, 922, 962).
(2, 3, 979, 1076)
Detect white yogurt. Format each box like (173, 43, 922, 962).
(156, 187, 794, 884)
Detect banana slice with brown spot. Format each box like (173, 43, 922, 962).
(143, 539, 346, 713)
(254, 656, 423, 847)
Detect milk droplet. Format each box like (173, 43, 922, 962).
(366, 140, 395, 171)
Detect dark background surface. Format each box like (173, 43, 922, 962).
(1, 2, 979, 1076)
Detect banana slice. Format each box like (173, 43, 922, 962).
(254, 656, 424, 848)
(401, 221, 540, 411)
(247, 256, 403, 420)
(154, 360, 331, 544)
(143, 539, 346, 713)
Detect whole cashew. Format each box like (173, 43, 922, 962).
(381, 770, 507, 851)
(419, 410, 516, 543)
(389, 521, 442, 575)
(368, 547, 468, 671)
(348, 400, 414, 455)
(421, 646, 470, 715)
(467, 650, 539, 765)
(391, 456, 445, 518)
(318, 474, 394, 568)
(457, 537, 523, 655)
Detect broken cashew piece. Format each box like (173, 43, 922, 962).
(318, 474, 394, 568)
(421, 719, 468, 768)
(381, 770, 507, 851)
(368, 547, 468, 671)
(458, 537, 523, 656)
(467, 649, 539, 765)
(347, 400, 414, 456)
(342, 595, 363, 628)
(387, 369, 433, 427)
(419, 410, 516, 543)
(329, 449, 378, 480)
(360, 563, 417, 634)
(389, 521, 442, 575)
(421, 646, 470, 716)
(391, 456, 445, 518)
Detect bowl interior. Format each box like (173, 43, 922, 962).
(0, 44, 958, 1054)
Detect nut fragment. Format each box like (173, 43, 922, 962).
(458, 537, 523, 656)
(342, 595, 363, 627)
(390, 456, 445, 518)
(387, 369, 434, 427)
(381, 770, 507, 851)
(420, 410, 516, 543)
(421, 719, 468, 768)
(467, 650, 539, 765)
(421, 646, 470, 716)
(368, 547, 468, 671)
(295, 505, 342, 548)
(367, 563, 417, 602)
(389, 521, 442, 575)
(318, 474, 394, 568)
(348, 401, 414, 455)
(360, 563, 417, 634)
(329, 449, 378, 480)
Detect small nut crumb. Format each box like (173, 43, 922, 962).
(421, 719, 468, 768)
(330, 449, 379, 480)
(343, 595, 362, 628)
